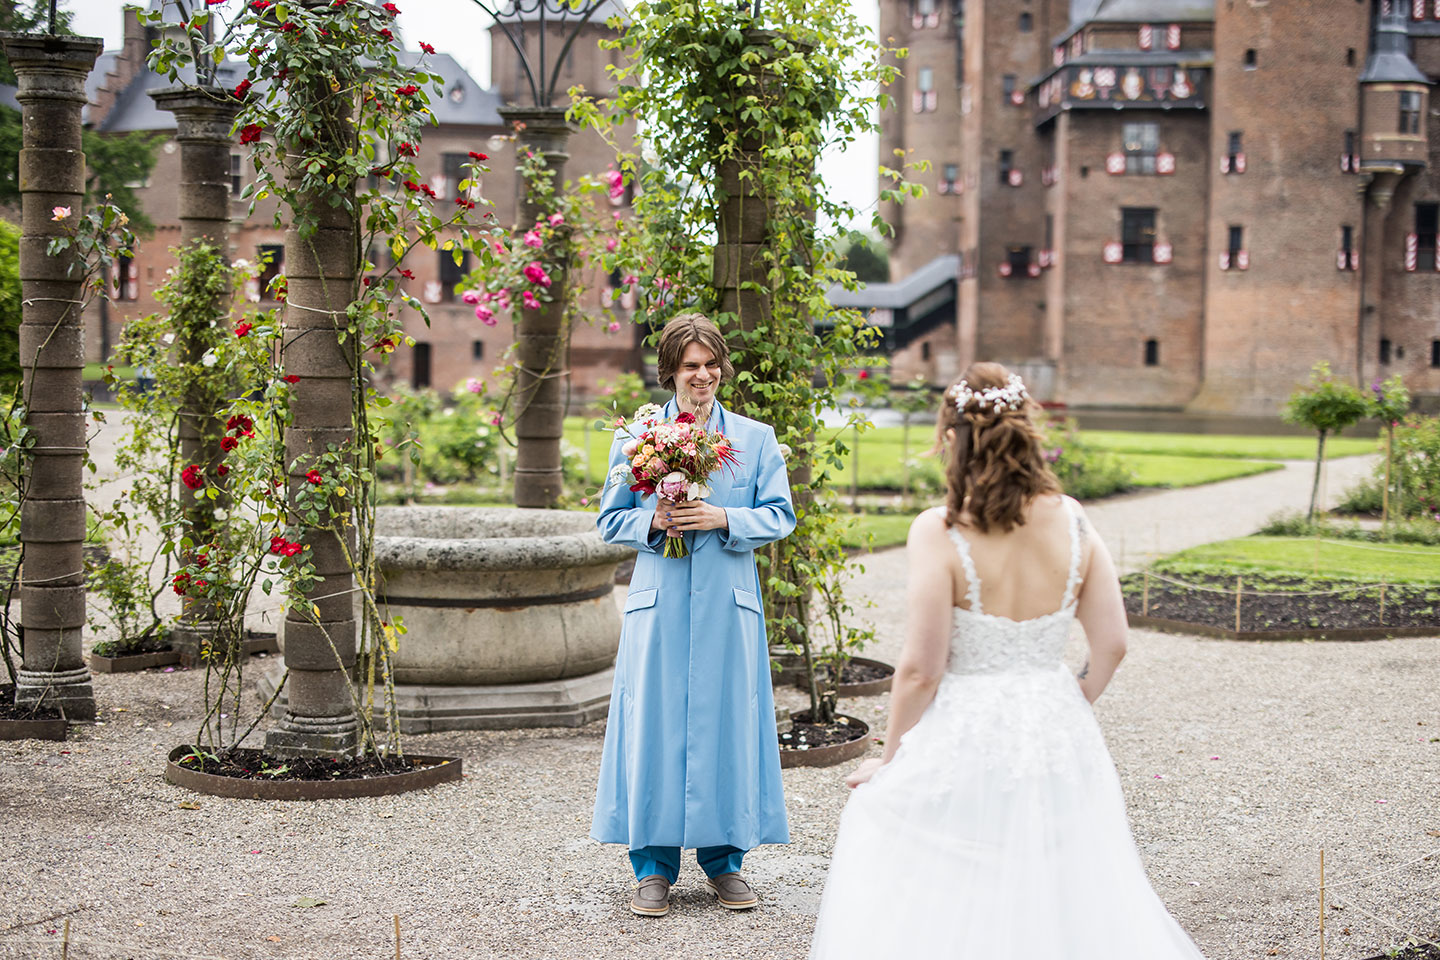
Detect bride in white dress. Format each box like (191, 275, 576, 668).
(809, 363, 1207, 960)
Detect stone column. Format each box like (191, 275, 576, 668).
(499, 105, 572, 508)
(149, 86, 242, 666)
(2, 33, 103, 721)
(266, 75, 360, 759)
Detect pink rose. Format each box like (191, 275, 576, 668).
(548, 212, 564, 226)
(606, 238, 618, 253)
(522, 290, 541, 310)
(623, 274, 638, 287)
(461, 290, 480, 305)
(475, 305, 495, 324)
(523, 262, 552, 288)
(658, 472, 688, 501)
(466, 377, 484, 394)
(607, 320, 621, 333)
(523, 229, 543, 248)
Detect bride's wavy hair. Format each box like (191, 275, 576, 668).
(935, 362, 1061, 534)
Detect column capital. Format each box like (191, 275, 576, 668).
(150, 85, 244, 144)
(0, 33, 102, 102)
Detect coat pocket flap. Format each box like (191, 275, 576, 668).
(733, 587, 763, 614)
(624, 588, 659, 613)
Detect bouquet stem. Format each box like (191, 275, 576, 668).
(663, 530, 688, 559)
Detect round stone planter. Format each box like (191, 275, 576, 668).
(778, 713, 871, 769)
(165, 746, 461, 800)
(365, 506, 632, 732)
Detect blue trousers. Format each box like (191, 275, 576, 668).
(629, 844, 745, 883)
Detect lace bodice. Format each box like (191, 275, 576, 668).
(944, 499, 1082, 676)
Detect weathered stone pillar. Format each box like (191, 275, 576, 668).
(266, 74, 360, 759)
(499, 105, 572, 508)
(149, 86, 242, 666)
(2, 32, 103, 721)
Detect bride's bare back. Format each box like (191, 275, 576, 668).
(944, 493, 1090, 621)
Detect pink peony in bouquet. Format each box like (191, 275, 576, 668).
(605, 404, 740, 558)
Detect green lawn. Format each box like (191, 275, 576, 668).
(841, 512, 917, 551)
(1156, 536, 1440, 584)
(1126, 454, 1282, 488)
(83, 362, 135, 381)
(1080, 430, 1376, 460)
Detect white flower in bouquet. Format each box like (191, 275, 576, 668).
(633, 402, 663, 422)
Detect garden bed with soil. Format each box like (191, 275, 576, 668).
(807, 656, 894, 697)
(1361, 944, 1440, 960)
(0, 683, 67, 740)
(89, 631, 280, 674)
(166, 746, 462, 800)
(1121, 572, 1440, 639)
(778, 711, 869, 768)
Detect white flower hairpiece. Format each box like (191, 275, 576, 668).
(952, 374, 1029, 415)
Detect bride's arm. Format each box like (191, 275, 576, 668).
(847, 512, 955, 787)
(1073, 515, 1128, 704)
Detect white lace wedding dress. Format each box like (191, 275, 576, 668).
(809, 503, 1206, 959)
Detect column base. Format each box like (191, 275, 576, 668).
(171, 621, 238, 668)
(264, 712, 360, 759)
(15, 665, 95, 721)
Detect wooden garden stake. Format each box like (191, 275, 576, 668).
(61, 918, 69, 960)
(1379, 581, 1387, 626)
(395, 915, 401, 959)
(1234, 576, 1243, 633)
(1142, 571, 1150, 617)
(1319, 849, 1326, 960)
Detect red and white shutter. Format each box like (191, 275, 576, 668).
(1027, 262, 1042, 278)
(1054, 46, 1064, 66)
(1351, 250, 1361, 271)
(1166, 24, 1181, 49)
(1008, 168, 1023, 186)
(1103, 242, 1123, 264)
(1234, 153, 1246, 173)
(912, 90, 924, 113)
(998, 261, 1013, 277)
(108, 261, 120, 300)
(927, 11, 940, 27)
(1157, 152, 1176, 174)
(1010, 88, 1025, 106)
(1154, 242, 1173, 264)
(1337, 250, 1349, 271)
(1406, 233, 1418, 271)
(1071, 34, 1083, 56)
(925, 90, 938, 112)
(1220, 155, 1231, 174)
(912, 12, 924, 28)
(126, 260, 140, 300)
(1236, 250, 1250, 270)
(1138, 25, 1153, 50)
(1413, 0, 1425, 18)
(1219, 251, 1231, 271)
(1106, 152, 1126, 175)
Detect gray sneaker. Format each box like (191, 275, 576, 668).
(704, 872, 759, 910)
(631, 874, 671, 917)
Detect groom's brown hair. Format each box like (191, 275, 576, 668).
(656, 313, 734, 392)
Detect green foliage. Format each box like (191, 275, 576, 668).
(0, 219, 19, 391)
(838, 235, 889, 284)
(1156, 535, 1440, 584)
(573, 0, 920, 723)
(1039, 419, 1135, 500)
(594, 372, 652, 419)
(1258, 509, 1440, 546)
(1078, 430, 1376, 461)
(1282, 362, 1369, 521)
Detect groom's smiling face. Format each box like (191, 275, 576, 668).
(675, 341, 722, 409)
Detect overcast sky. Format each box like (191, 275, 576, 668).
(65, 0, 881, 231)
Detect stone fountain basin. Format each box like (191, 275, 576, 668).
(374, 507, 632, 686)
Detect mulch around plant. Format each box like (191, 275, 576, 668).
(0, 683, 62, 721)
(1122, 573, 1440, 632)
(1363, 944, 1440, 960)
(91, 634, 172, 658)
(174, 747, 417, 782)
(816, 660, 893, 685)
(780, 711, 867, 751)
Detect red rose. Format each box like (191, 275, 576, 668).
(395, 85, 419, 97)
(269, 535, 288, 554)
(399, 269, 414, 280)
(280, 20, 298, 32)
(281, 374, 300, 384)
(468, 151, 488, 161)
(281, 542, 304, 557)
(250, 0, 271, 9)
(194, 580, 209, 590)
(382, 2, 400, 13)
(378, 27, 394, 40)
(207, 0, 226, 5)
(235, 321, 252, 337)
(217, 464, 230, 476)
(305, 470, 323, 485)
(397, 142, 418, 157)
(420, 184, 437, 198)
(402, 180, 420, 192)
(233, 78, 252, 99)
(455, 198, 475, 210)
(195, 553, 210, 568)
(239, 124, 262, 144)
(221, 436, 239, 452)
(420, 42, 435, 54)
(172, 573, 190, 595)
(181, 465, 205, 490)
(857, 369, 869, 380)
(675, 412, 697, 424)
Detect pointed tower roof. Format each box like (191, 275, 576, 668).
(1361, 7, 1429, 84)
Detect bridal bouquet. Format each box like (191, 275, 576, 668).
(606, 403, 740, 558)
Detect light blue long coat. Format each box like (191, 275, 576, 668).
(591, 400, 796, 851)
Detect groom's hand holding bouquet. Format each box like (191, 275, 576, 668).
(606, 404, 739, 559)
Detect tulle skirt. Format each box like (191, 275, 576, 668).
(809, 664, 1207, 960)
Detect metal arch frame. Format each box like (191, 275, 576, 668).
(463, 0, 611, 108)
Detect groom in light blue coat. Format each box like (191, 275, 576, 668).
(592, 313, 796, 918)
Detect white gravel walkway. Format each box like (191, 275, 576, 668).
(4, 450, 1437, 960)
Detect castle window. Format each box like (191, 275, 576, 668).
(1346, 48, 1356, 67)
(438, 249, 471, 303)
(412, 342, 433, 389)
(1244, 48, 1257, 69)
(230, 154, 243, 197)
(1380, 338, 1392, 365)
(442, 152, 468, 201)
(1144, 339, 1159, 366)
(258, 244, 284, 300)
(1399, 91, 1422, 135)
(914, 67, 937, 112)
(1006, 245, 1032, 276)
(1123, 122, 1158, 175)
(1341, 225, 1356, 271)
(472, 340, 485, 360)
(922, 341, 932, 361)
(1003, 74, 1017, 103)
(1431, 340, 1440, 368)
(1121, 207, 1157, 263)
(1416, 202, 1438, 267)
(940, 162, 959, 193)
(1228, 225, 1244, 257)
(1018, 12, 1032, 32)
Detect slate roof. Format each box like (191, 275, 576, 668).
(827, 255, 959, 311)
(1072, 0, 1214, 23)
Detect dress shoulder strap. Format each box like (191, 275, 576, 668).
(1059, 497, 1084, 613)
(944, 521, 984, 614)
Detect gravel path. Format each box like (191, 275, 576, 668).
(5, 451, 1437, 960)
